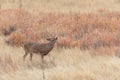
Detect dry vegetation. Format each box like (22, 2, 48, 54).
(1, 0, 120, 13)
(1, 0, 120, 80)
(0, 9, 120, 55)
(0, 36, 120, 80)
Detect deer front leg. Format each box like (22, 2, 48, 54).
(41, 54, 45, 80)
(41, 55, 44, 64)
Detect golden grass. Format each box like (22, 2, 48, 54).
(1, 0, 120, 13)
(1, 0, 120, 79)
(0, 36, 120, 80)
(0, 9, 120, 55)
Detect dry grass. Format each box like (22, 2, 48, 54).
(0, 9, 120, 55)
(1, 0, 120, 13)
(1, 0, 120, 80)
(0, 36, 120, 80)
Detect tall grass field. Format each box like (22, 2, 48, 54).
(0, 0, 120, 80)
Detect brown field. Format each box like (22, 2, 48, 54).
(1, 0, 120, 13)
(0, 36, 120, 80)
(1, 0, 120, 80)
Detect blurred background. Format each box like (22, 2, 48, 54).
(1, 0, 120, 13)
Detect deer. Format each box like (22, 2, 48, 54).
(23, 37, 58, 63)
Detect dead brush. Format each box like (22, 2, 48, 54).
(2, 26, 16, 36)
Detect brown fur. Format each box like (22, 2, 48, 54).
(23, 37, 58, 61)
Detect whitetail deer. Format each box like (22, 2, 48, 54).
(23, 37, 58, 62)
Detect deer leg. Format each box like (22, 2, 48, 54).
(41, 55, 45, 80)
(40, 54, 45, 67)
(41, 55, 44, 64)
(30, 53, 33, 62)
(23, 51, 28, 61)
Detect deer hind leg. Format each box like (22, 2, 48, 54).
(23, 51, 29, 61)
(30, 53, 33, 62)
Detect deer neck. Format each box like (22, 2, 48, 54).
(48, 41, 56, 46)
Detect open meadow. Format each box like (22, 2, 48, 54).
(0, 36, 120, 80)
(1, 0, 120, 80)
